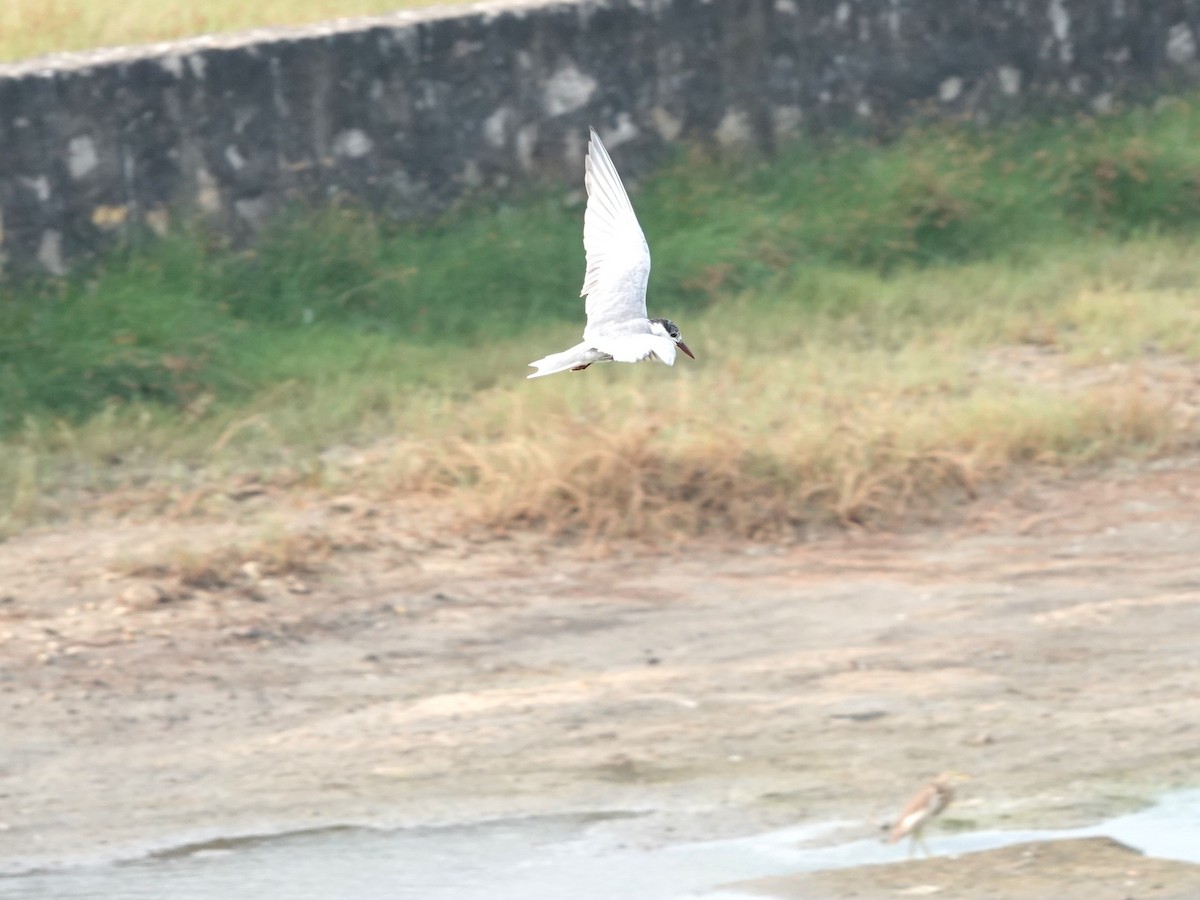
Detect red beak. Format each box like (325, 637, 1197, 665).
(678, 341, 695, 360)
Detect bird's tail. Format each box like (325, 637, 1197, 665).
(527, 343, 608, 379)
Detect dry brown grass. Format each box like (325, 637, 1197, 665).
(0, 0, 466, 63)
(390, 381, 1177, 540)
(122, 529, 333, 589)
(352, 278, 1192, 540)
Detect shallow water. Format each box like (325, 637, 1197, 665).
(4, 790, 1198, 900)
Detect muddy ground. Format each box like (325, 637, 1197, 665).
(735, 837, 1200, 898)
(2, 455, 1200, 891)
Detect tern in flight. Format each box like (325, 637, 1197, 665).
(527, 128, 695, 378)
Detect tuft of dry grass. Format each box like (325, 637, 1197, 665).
(373, 367, 1178, 540)
(121, 529, 333, 588)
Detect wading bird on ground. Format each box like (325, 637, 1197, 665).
(887, 771, 969, 858)
(527, 128, 695, 378)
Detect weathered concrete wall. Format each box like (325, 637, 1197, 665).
(1, 0, 1199, 276)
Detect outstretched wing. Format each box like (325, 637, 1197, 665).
(580, 128, 651, 338)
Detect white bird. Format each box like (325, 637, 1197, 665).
(527, 128, 695, 379)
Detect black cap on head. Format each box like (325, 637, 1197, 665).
(649, 317, 680, 339)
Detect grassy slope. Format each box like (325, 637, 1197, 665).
(4, 100, 1200, 536)
(0, 0, 467, 62)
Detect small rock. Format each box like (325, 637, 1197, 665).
(245, 577, 291, 603)
(119, 583, 171, 610)
(226, 485, 267, 502)
(328, 494, 373, 515)
(229, 627, 268, 642)
(829, 709, 887, 722)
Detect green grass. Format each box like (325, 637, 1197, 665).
(0, 0, 468, 63)
(4, 99, 1200, 536)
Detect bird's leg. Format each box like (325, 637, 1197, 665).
(917, 832, 932, 859)
(571, 363, 592, 371)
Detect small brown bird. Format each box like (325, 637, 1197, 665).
(887, 771, 969, 857)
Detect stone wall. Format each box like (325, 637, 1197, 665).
(1, 0, 1199, 277)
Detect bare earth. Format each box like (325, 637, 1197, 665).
(3, 456, 1200, 890)
(735, 837, 1200, 899)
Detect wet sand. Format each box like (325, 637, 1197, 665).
(732, 837, 1200, 899)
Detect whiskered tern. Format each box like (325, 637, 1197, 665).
(527, 128, 695, 379)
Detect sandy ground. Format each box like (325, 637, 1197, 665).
(735, 837, 1200, 898)
(2, 455, 1200, 888)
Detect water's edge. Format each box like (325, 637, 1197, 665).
(3, 791, 1198, 900)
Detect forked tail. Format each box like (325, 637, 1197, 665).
(527, 343, 609, 378)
